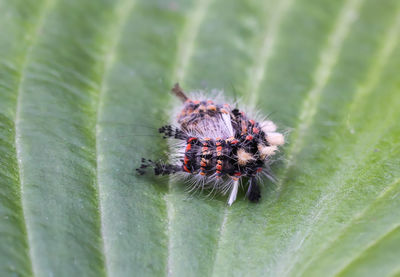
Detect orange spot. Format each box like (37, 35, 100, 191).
(231, 139, 239, 144)
(234, 172, 242, 176)
(187, 137, 197, 143)
(200, 172, 206, 176)
(253, 127, 259, 134)
(246, 135, 253, 141)
(183, 165, 190, 173)
(207, 105, 217, 111)
(185, 144, 192, 151)
(249, 119, 255, 125)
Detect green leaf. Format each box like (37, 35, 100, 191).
(1, 0, 400, 276)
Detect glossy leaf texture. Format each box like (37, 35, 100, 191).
(0, 0, 400, 276)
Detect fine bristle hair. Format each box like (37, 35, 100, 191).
(136, 84, 286, 206)
(228, 180, 239, 206)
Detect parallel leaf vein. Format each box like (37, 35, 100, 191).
(14, 0, 54, 275)
(211, 0, 295, 275)
(276, 0, 363, 192)
(325, 178, 400, 276)
(261, 0, 364, 275)
(247, 0, 295, 108)
(335, 224, 400, 275)
(167, 0, 213, 275)
(295, 10, 400, 275)
(95, 0, 135, 276)
(283, 105, 399, 277)
(210, 208, 229, 277)
(171, 0, 213, 83)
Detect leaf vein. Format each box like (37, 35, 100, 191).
(247, 0, 295, 108)
(95, 1, 136, 276)
(276, 0, 363, 194)
(301, 177, 400, 276)
(211, 0, 295, 275)
(14, 0, 55, 275)
(335, 224, 400, 276)
(171, 0, 213, 83)
(293, 10, 400, 274)
(167, 0, 214, 275)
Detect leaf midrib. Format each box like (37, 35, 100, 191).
(14, 0, 54, 275)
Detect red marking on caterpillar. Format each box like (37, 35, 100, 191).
(252, 127, 259, 134)
(183, 165, 191, 173)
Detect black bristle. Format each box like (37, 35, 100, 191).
(247, 178, 261, 203)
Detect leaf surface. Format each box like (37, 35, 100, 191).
(1, 0, 400, 276)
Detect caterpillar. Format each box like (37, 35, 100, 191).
(136, 84, 285, 206)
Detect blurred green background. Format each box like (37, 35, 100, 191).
(1, 0, 400, 276)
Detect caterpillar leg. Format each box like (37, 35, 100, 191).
(136, 158, 181, 176)
(247, 177, 261, 203)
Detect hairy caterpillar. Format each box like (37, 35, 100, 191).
(137, 84, 285, 205)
